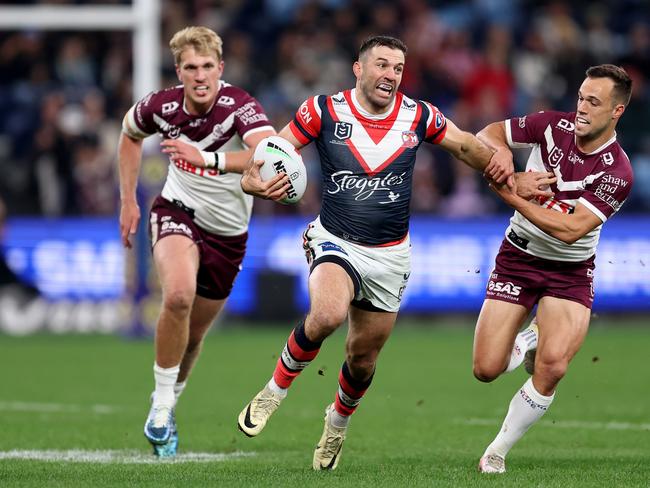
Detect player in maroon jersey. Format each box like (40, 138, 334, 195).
(236, 35, 553, 471)
(474, 65, 634, 473)
(118, 26, 287, 457)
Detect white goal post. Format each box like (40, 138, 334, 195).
(0, 0, 161, 101)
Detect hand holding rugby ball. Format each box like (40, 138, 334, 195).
(253, 136, 307, 204)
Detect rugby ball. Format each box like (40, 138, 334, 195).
(254, 136, 307, 204)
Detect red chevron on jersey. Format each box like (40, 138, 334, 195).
(326, 90, 422, 177)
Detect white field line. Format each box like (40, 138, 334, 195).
(0, 401, 120, 415)
(459, 417, 650, 431)
(0, 449, 255, 464)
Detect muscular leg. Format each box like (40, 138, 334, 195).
(332, 306, 396, 418)
(238, 261, 354, 438)
(144, 234, 199, 447)
(304, 262, 355, 341)
(533, 296, 591, 395)
(480, 297, 591, 468)
(473, 299, 530, 382)
(153, 235, 199, 368)
(177, 295, 225, 384)
(271, 262, 355, 390)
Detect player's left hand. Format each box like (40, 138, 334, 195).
(484, 147, 515, 185)
(161, 139, 207, 167)
(241, 159, 291, 201)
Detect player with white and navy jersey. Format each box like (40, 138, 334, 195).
(118, 26, 286, 458)
(236, 35, 521, 471)
(473, 65, 634, 474)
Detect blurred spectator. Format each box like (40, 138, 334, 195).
(1, 0, 649, 217)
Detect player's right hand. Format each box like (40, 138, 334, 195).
(241, 159, 291, 201)
(485, 147, 515, 184)
(161, 139, 206, 167)
(120, 200, 140, 249)
(514, 171, 557, 200)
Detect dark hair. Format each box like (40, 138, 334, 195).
(358, 35, 408, 59)
(586, 64, 633, 106)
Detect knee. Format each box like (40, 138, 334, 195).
(162, 289, 194, 316)
(472, 360, 503, 383)
(535, 355, 569, 384)
(307, 307, 347, 339)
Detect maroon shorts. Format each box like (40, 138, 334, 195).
(485, 239, 596, 309)
(149, 196, 247, 300)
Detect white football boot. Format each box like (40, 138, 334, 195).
(238, 385, 284, 437)
(313, 404, 347, 470)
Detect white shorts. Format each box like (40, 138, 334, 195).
(302, 216, 411, 313)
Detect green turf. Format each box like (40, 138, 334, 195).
(1, 318, 649, 487)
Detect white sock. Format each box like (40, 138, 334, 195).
(505, 321, 539, 373)
(174, 381, 187, 403)
(484, 377, 554, 458)
(267, 378, 288, 398)
(153, 363, 180, 408)
(329, 408, 350, 429)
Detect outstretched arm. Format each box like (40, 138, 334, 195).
(477, 121, 515, 183)
(438, 119, 513, 183)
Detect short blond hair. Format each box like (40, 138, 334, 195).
(169, 26, 223, 65)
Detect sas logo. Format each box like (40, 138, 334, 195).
(401, 130, 418, 148)
(487, 281, 522, 297)
(334, 121, 353, 140)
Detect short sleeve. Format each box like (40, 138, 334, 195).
(289, 96, 322, 145)
(579, 163, 634, 222)
(505, 111, 558, 148)
(122, 91, 157, 139)
(233, 94, 272, 139)
(422, 101, 447, 144)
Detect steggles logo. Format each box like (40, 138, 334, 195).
(327, 170, 405, 202)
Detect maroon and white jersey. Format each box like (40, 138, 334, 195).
(123, 81, 273, 235)
(505, 110, 633, 261)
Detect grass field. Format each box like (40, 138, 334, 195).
(1, 317, 649, 487)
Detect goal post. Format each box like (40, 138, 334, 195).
(0, 0, 161, 100)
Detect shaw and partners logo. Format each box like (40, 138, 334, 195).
(327, 170, 405, 203)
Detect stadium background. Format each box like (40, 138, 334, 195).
(0, 0, 648, 335)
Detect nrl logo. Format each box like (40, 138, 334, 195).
(334, 121, 352, 140)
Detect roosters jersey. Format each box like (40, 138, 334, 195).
(123, 81, 273, 235)
(505, 110, 634, 261)
(290, 89, 447, 245)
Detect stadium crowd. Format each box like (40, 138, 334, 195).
(1, 0, 649, 217)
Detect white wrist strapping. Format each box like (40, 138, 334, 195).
(200, 151, 226, 172)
